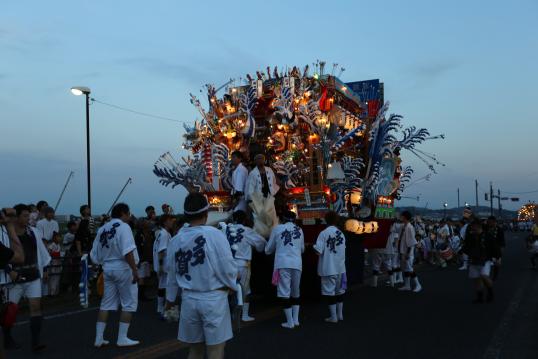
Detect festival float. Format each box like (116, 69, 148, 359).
(518, 202, 536, 222)
(153, 61, 443, 249)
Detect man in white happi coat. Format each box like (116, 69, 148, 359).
(221, 210, 266, 322)
(398, 211, 422, 292)
(153, 214, 175, 317)
(246, 153, 279, 238)
(314, 211, 346, 323)
(265, 210, 304, 329)
(231, 151, 249, 213)
(167, 193, 237, 359)
(91, 203, 140, 348)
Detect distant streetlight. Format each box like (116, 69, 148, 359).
(71, 86, 92, 211)
(465, 202, 469, 207)
(443, 202, 448, 218)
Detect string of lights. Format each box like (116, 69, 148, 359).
(90, 98, 183, 124)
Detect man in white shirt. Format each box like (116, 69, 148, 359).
(247, 154, 280, 238)
(459, 208, 473, 270)
(398, 211, 422, 292)
(265, 210, 305, 329)
(90, 203, 140, 348)
(167, 193, 237, 359)
(314, 211, 346, 323)
(231, 151, 249, 213)
(153, 214, 175, 317)
(221, 210, 266, 322)
(35, 207, 59, 244)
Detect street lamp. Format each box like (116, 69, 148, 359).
(71, 86, 92, 211)
(443, 202, 448, 218)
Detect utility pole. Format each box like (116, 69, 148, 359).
(457, 188, 460, 208)
(498, 189, 502, 219)
(489, 182, 494, 216)
(475, 179, 479, 209)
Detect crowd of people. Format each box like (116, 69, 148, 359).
(0, 158, 533, 359)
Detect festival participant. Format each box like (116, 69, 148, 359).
(162, 203, 173, 215)
(35, 201, 49, 224)
(134, 219, 154, 301)
(246, 154, 280, 237)
(231, 151, 249, 213)
(485, 216, 504, 280)
(47, 232, 63, 296)
(0, 208, 25, 353)
(91, 203, 140, 348)
(459, 208, 473, 270)
(435, 219, 451, 267)
(462, 219, 494, 303)
(28, 204, 38, 227)
(63, 220, 78, 250)
(153, 214, 175, 317)
(36, 207, 59, 245)
(265, 210, 304, 329)
(313, 211, 346, 323)
(167, 193, 237, 359)
(2, 204, 50, 351)
(145, 205, 158, 231)
(390, 220, 404, 285)
(222, 210, 266, 322)
(398, 211, 422, 292)
(75, 204, 94, 256)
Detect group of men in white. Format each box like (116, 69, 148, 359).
(90, 154, 348, 359)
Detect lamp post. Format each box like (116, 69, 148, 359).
(443, 202, 448, 218)
(71, 86, 92, 211)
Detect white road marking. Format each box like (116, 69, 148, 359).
(15, 306, 99, 326)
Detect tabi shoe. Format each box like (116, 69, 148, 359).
(281, 308, 295, 329)
(117, 338, 140, 347)
(94, 339, 110, 348)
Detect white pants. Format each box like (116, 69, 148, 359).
(100, 269, 138, 312)
(137, 262, 151, 279)
(392, 253, 400, 268)
(372, 253, 393, 272)
(158, 272, 168, 290)
(277, 268, 301, 298)
(238, 265, 251, 297)
(9, 279, 42, 303)
(321, 274, 345, 296)
(179, 290, 232, 346)
(401, 255, 415, 273)
(469, 261, 492, 279)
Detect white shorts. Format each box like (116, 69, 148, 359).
(178, 290, 232, 346)
(100, 269, 138, 312)
(137, 262, 151, 279)
(238, 266, 251, 297)
(8, 279, 42, 303)
(158, 273, 168, 290)
(469, 261, 492, 279)
(277, 268, 301, 299)
(320, 274, 345, 296)
(392, 253, 400, 268)
(401, 255, 415, 273)
(372, 253, 392, 272)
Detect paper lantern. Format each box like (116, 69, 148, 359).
(350, 191, 362, 205)
(345, 219, 360, 233)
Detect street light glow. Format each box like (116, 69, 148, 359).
(70, 86, 91, 96)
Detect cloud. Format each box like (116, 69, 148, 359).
(412, 61, 461, 80)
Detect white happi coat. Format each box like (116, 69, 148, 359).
(232, 163, 249, 212)
(153, 228, 172, 273)
(246, 166, 279, 201)
(222, 223, 266, 266)
(398, 222, 417, 255)
(383, 222, 402, 255)
(0, 225, 51, 284)
(167, 225, 237, 292)
(313, 226, 346, 277)
(265, 222, 305, 271)
(90, 219, 139, 271)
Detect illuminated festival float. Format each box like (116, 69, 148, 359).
(153, 62, 443, 285)
(518, 203, 537, 222)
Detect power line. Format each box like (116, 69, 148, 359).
(90, 98, 182, 124)
(502, 189, 538, 195)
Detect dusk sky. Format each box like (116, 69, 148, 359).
(1, 0, 537, 215)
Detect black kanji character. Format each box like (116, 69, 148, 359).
(191, 235, 206, 266)
(176, 248, 193, 281)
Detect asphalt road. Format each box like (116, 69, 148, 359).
(7, 232, 538, 359)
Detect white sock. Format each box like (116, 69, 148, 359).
(372, 275, 378, 287)
(336, 302, 344, 320)
(242, 303, 254, 321)
(389, 273, 395, 287)
(157, 297, 164, 314)
(118, 322, 130, 341)
(413, 277, 421, 287)
(325, 304, 338, 322)
(282, 308, 294, 328)
(292, 305, 300, 326)
(95, 322, 106, 342)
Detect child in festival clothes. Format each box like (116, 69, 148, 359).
(47, 232, 63, 296)
(313, 211, 346, 323)
(153, 214, 175, 318)
(265, 210, 305, 329)
(167, 193, 237, 359)
(222, 210, 266, 322)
